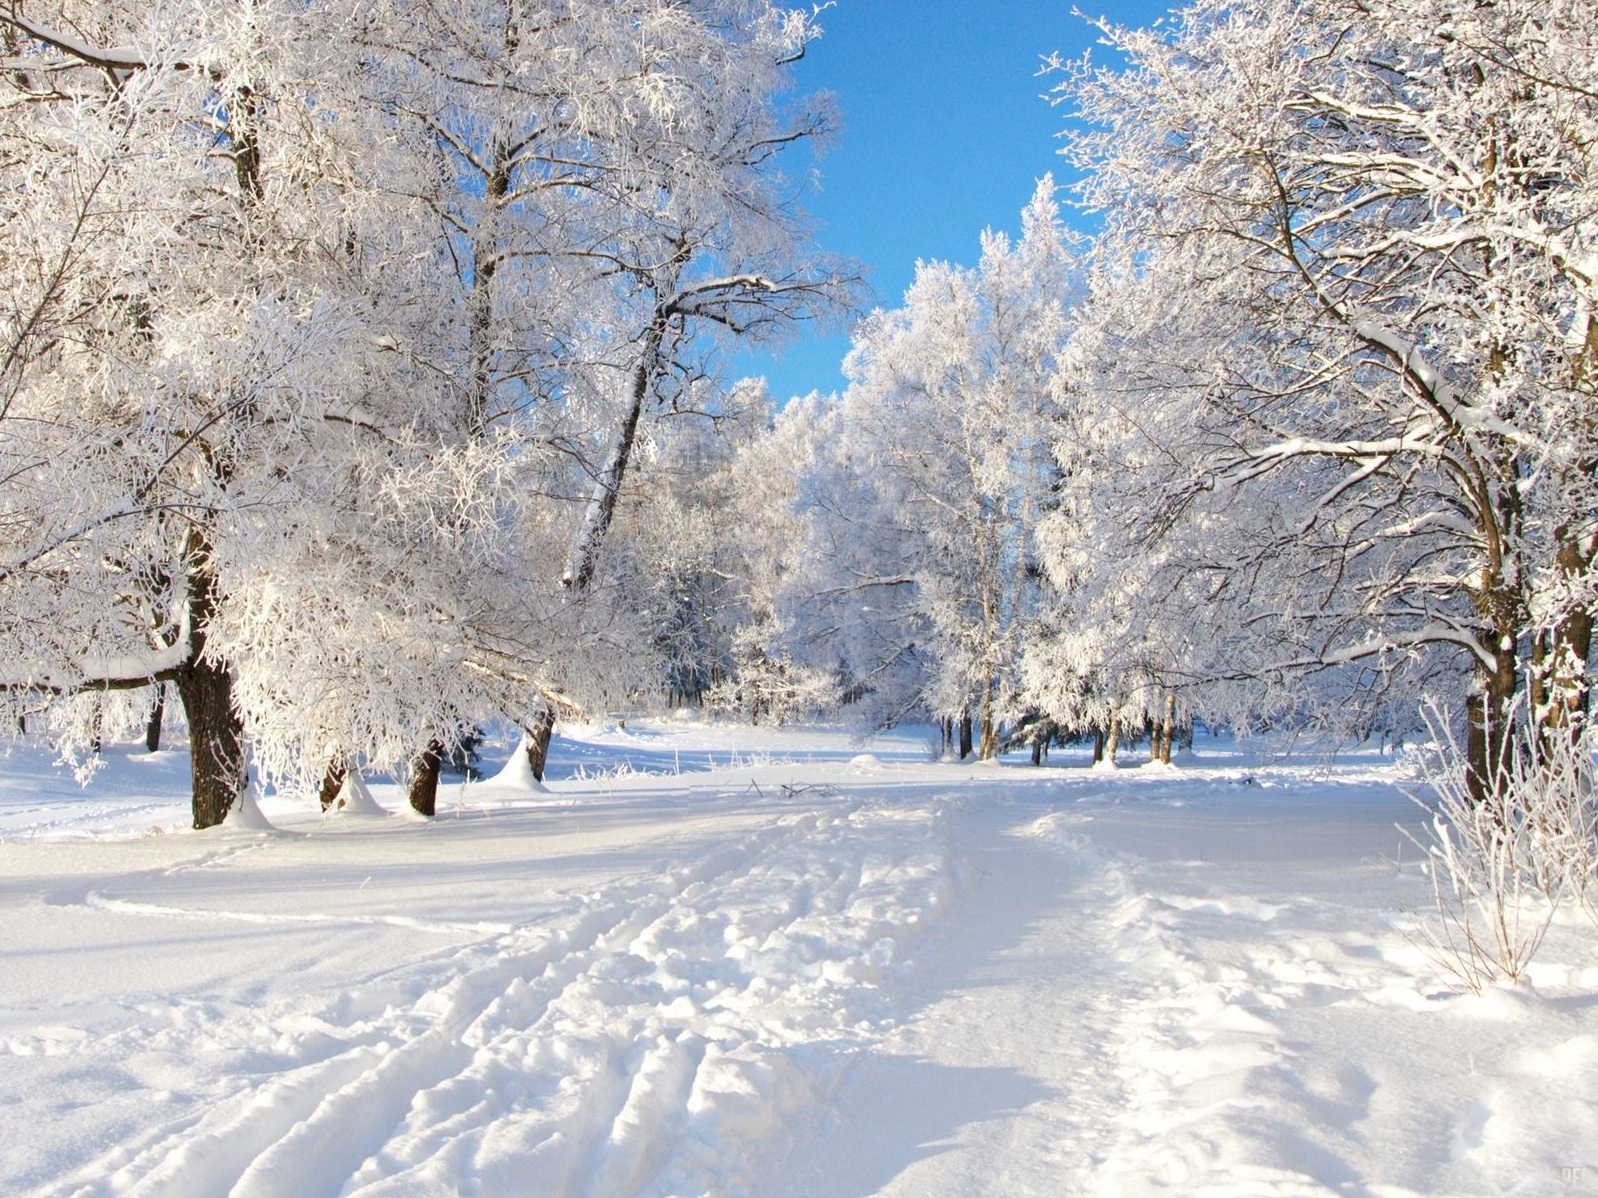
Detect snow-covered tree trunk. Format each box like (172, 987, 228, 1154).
(564, 321, 666, 594)
(318, 759, 347, 812)
(409, 741, 444, 818)
(173, 556, 245, 830)
(522, 707, 556, 784)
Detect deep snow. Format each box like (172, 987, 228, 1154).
(1, 722, 1595, 1197)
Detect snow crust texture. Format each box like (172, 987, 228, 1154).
(3, 727, 1596, 1196)
(6, 780, 949, 1197)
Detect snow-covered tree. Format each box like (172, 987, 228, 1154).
(0, 0, 851, 823)
(791, 181, 1079, 756)
(0, 0, 442, 824)
(1051, 0, 1598, 794)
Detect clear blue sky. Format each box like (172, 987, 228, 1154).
(730, 0, 1175, 402)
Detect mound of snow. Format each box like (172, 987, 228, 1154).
(221, 785, 275, 831)
(328, 770, 386, 817)
(484, 737, 549, 792)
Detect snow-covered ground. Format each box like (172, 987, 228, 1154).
(2, 722, 1595, 1197)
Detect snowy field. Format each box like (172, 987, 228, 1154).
(2, 722, 1595, 1197)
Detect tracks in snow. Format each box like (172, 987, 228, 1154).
(41, 799, 953, 1198)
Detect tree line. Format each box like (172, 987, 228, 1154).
(703, 0, 1596, 805)
(4, 0, 1593, 821)
(0, 0, 852, 825)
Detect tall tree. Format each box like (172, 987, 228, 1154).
(1053, 0, 1598, 795)
(793, 181, 1077, 755)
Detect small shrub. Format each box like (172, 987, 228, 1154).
(1402, 712, 1597, 992)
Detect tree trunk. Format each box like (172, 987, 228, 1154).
(959, 713, 973, 760)
(1031, 738, 1042, 766)
(318, 758, 347, 811)
(564, 321, 665, 593)
(1160, 693, 1176, 765)
(1534, 535, 1595, 751)
(144, 683, 165, 753)
(175, 651, 246, 829)
(409, 740, 444, 817)
(523, 707, 556, 783)
(940, 717, 954, 758)
(1538, 314, 1598, 750)
(174, 558, 246, 830)
(978, 679, 998, 760)
(1465, 645, 1518, 806)
(1093, 727, 1105, 763)
(1104, 720, 1119, 766)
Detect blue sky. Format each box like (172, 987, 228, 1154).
(730, 0, 1175, 402)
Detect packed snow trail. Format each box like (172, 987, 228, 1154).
(775, 800, 1141, 1195)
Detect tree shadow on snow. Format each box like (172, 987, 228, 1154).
(775, 1055, 1055, 1197)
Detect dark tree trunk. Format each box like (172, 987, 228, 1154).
(318, 758, 348, 811)
(409, 740, 444, 817)
(1465, 644, 1518, 806)
(1031, 739, 1042, 766)
(940, 717, 954, 757)
(1093, 727, 1105, 763)
(144, 683, 166, 753)
(524, 707, 556, 783)
(1159, 693, 1176, 765)
(175, 650, 246, 829)
(959, 713, 973, 760)
(173, 552, 246, 829)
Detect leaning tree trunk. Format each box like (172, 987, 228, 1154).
(318, 757, 348, 811)
(523, 707, 556, 783)
(563, 321, 665, 593)
(409, 740, 444, 817)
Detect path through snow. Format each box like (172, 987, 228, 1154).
(3, 726, 1596, 1196)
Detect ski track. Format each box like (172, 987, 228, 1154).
(34, 798, 955, 1198)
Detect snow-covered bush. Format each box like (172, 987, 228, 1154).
(707, 624, 839, 727)
(1404, 714, 1598, 992)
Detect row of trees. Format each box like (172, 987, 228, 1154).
(703, 0, 1595, 800)
(6, 0, 1591, 815)
(0, 0, 851, 825)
